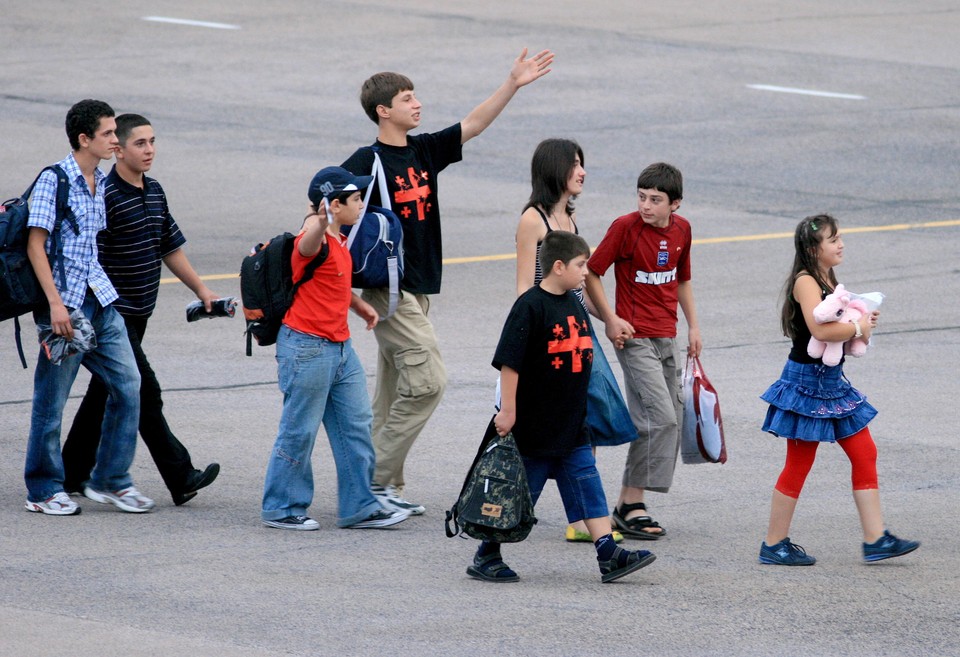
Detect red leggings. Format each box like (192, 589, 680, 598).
(774, 427, 879, 499)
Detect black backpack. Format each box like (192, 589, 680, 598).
(0, 165, 78, 368)
(240, 232, 327, 355)
(444, 418, 537, 543)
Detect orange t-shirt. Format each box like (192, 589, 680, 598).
(282, 233, 353, 342)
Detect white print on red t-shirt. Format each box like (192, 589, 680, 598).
(635, 268, 678, 285)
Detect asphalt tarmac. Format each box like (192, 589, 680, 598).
(1, 2, 958, 656)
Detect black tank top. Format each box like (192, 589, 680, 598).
(532, 206, 585, 305)
(788, 284, 829, 364)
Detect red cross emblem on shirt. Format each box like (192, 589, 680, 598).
(547, 315, 593, 372)
(393, 168, 431, 221)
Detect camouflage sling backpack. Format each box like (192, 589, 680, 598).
(445, 418, 537, 543)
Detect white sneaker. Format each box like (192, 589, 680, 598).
(84, 486, 155, 513)
(25, 492, 81, 516)
(372, 484, 425, 516)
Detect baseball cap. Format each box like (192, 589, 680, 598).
(308, 166, 373, 205)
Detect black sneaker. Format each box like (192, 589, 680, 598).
(598, 547, 656, 583)
(347, 508, 409, 529)
(172, 463, 220, 506)
(262, 515, 319, 530)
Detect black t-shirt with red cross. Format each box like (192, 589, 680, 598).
(341, 124, 463, 295)
(493, 285, 593, 458)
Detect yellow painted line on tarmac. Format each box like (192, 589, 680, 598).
(694, 219, 960, 245)
(443, 253, 519, 265)
(160, 219, 960, 284)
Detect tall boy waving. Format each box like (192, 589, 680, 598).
(341, 48, 554, 515)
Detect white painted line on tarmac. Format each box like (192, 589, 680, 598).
(747, 84, 866, 100)
(142, 16, 241, 30)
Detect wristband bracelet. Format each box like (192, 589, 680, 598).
(853, 321, 863, 339)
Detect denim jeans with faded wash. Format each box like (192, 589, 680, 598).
(25, 293, 141, 501)
(262, 326, 381, 527)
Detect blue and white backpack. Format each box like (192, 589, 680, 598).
(340, 149, 403, 319)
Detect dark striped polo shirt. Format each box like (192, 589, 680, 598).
(98, 165, 186, 317)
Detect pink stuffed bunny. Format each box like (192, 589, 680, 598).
(807, 283, 869, 366)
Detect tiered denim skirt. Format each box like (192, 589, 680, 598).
(760, 359, 877, 443)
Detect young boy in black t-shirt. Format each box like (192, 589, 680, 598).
(468, 231, 657, 584)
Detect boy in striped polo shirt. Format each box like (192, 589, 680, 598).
(62, 113, 221, 506)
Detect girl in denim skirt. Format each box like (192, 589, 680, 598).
(758, 214, 918, 566)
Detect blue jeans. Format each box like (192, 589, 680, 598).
(262, 326, 381, 527)
(25, 293, 141, 502)
(523, 445, 609, 523)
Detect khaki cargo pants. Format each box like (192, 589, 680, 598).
(362, 288, 446, 490)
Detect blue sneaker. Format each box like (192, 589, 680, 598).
(863, 531, 919, 562)
(759, 538, 816, 566)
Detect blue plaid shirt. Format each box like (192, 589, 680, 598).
(27, 153, 118, 310)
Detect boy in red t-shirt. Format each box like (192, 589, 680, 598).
(584, 162, 703, 540)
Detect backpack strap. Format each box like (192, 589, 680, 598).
(24, 165, 78, 291)
(358, 146, 392, 216)
(354, 148, 400, 320)
(289, 240, 330, 298)
(13, 316, 27, 369)
(47, 165, 79, 292)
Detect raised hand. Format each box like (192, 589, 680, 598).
(511, 48, 555, 88)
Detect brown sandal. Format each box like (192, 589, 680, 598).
(612, 502, 666, 540)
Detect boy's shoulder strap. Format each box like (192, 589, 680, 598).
(289, 240, 330, 297)
(49, 165, 79, 235)
(28, 165, 79, 236)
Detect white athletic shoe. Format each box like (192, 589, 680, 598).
(371, 484, 425, 516)
(84, 486, 155, 513)
(25, 492, 81, 516)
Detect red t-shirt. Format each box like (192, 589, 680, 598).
(282, 233, 353, 342)
(588, 211, 692, 338)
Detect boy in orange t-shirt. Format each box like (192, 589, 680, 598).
(261, 167, 409, 531)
